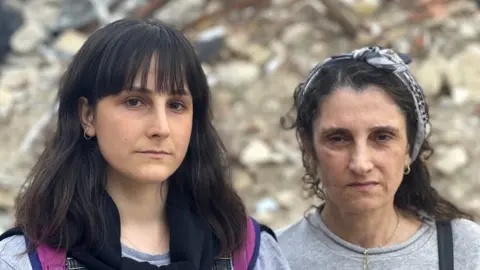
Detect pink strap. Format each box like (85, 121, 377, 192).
(232, 217, 255, 270)
(37, 244, 66, 270)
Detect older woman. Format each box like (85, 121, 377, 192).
(278, 46, 480, 270)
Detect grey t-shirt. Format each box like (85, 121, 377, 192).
(0, 231, 291, 269)
(277, 212, 480, 270)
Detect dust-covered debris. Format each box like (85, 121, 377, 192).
(0, 0, 479, 233)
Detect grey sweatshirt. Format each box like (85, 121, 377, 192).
(278, 213, 480, 270)
(0, 231, 291, 270)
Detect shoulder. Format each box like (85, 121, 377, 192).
(258, 230, 280, 255)
(451, 218, 480, 237)
(0, 235, 32, 270)
(450, 218, 480, 247)
(446, 218, 480, 267)
(276, 217, 304, 238)
(0, 235, 29, 258)
(276, 215, 314, 248)
(254, 231, 290, 270)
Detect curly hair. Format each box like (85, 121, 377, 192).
(281, 59, 472, 221)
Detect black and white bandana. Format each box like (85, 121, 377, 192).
(299, 46, 428, 162)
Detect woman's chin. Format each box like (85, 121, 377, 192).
(125, 168, 174, 185)
(132, 162, 181, 182)
(135, 173, 171, 184)
(337, 198, 388, 213)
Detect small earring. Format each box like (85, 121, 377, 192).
(404, 165, 411, 175)
(83, 125, 92, 140)
(84, 131, 92, 140)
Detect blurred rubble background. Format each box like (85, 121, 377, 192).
(0, 0, 479, 233)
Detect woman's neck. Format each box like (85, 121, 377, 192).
(106, 172, 170, 254)
(320, 203, 402, 249)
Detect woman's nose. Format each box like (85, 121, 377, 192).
(147, 107, 171, 138)
(348, 144, 374, 175)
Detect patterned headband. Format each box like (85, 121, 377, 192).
(299, 46, 428, 163)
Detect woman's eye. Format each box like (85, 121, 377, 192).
(169, 101, 186, 111)
(376, 133, 392, 142)
(125, 98, 144, 107)
(329, 135, 346, 143)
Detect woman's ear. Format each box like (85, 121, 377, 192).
(405, 153, 411, 167)
(405, 143, 412, 165)
(78, 97, 96, 137)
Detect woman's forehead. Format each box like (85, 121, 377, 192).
(315, 86, 406, 131)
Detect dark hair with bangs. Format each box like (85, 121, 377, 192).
(14, 18, 247, 256)
(281, 59, 472, 221)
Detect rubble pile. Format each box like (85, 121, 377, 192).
(0, 0, 479, 232)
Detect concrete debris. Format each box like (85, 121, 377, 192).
(0, 0, 479, 233)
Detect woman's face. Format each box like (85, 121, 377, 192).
(312, 85, 410, 213)
(80, 59, 193, 185)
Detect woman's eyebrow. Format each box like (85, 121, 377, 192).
(320, 127, 350, 136)
(319, 126, 400, 135)
(369, 126, 400, 134)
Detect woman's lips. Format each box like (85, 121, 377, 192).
(348, 182, 378, 190)
(137, 150, 171, 159)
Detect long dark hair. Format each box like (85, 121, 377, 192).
(281, 59, 472, 221)
(14, 18, 247, 256)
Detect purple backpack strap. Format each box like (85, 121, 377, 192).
(232, 217, 261, 270)
(37, 244, 67, 270)
(26, 237, 67, 270)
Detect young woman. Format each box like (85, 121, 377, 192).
(277, 46, 480, 269)
(0, 18, 290, 270)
